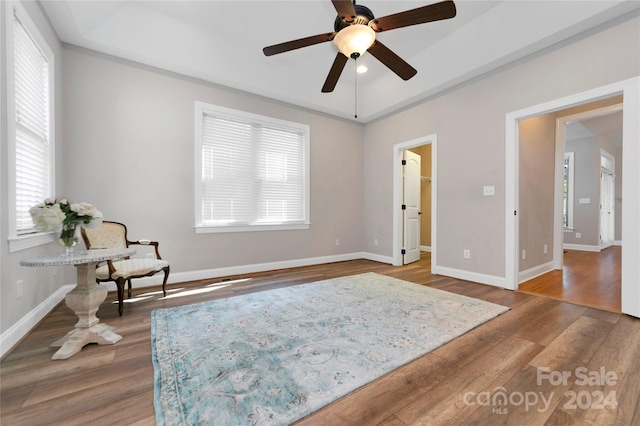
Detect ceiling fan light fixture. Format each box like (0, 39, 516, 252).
(333, 24, 375, 58)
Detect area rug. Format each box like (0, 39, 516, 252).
(151, 272, 508, 425)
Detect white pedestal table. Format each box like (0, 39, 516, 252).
(21, 248, 136, 360)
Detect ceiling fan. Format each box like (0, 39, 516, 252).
(263, 0, 457, 93)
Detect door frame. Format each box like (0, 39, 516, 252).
(554, 104, 622, 266)
(505, 76, 640, 317)
(392, 134, 437, 266)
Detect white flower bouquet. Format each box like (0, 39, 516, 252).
(29, 199, 103, 246)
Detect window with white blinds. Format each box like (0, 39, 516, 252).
(8, 2, 54, 241)
(195, 102, 310, 233)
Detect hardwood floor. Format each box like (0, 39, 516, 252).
(2, 252, 639, 425)
(518, 246, 622, 313)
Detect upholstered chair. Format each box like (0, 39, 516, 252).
(81, 221, 170, 316)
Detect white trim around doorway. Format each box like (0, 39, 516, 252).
(392, 135, 437, 267)
(505, 76, 640, 318)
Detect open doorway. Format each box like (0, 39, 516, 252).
(392, 135, 436, 267)
(505, 77, 640, 318)
(402, 145, 434, 264)
(558, 103, 622, 255)
(517, 100, 623, 311)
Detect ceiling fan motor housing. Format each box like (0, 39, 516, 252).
(334, 4, 376, 32)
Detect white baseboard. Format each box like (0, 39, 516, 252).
(362, 251, 394, 264)
(614, 240, 622, 246)
(518, 261, 555, 284)
(420, 246, 432, 252)
(563, 243, 601, 252)
(0, 284, 74, 359)
(107, 252, 394, 292)
(432, 265, 508, 289)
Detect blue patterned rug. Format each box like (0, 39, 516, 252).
(151, 272, 508, 425)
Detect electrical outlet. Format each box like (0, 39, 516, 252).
(483, 185, 495, 196)
(522, 250, 526, 260)
(544, 244, 548, 254)
(463, 249, 471, 259)
(16, 280, 23, 298)
(576, 233, 581, 239)
(374, 238, 379, 246)
(335, 239, 341, 247)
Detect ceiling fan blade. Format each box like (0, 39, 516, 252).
(367, 40, 417, 81)
(370, 0, 457, 32)
(263, 32, 336, 56)
(331, 0, 356, 23)
(322, 53, 349, 93)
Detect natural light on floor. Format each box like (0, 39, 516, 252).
(110, 277, 254, 306)
(162, 284, 231, 299)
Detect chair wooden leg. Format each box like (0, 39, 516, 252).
(162, 266, 170, 297)
(116, 278, 126, 316)
(127, 279, 132, 299)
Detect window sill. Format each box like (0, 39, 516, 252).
(9, 232, 56, 252)
(195, 223, 310, 234)
(563, 227, 575, 232)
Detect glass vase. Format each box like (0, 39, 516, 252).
(59, 222, 80, 255)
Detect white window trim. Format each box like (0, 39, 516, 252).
(194, 102, 310, 234)
(600, 148, 615, 174)
(6, 1, 56, 252)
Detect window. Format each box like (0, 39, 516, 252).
(563, 152, 574, 229)
(195, 102, 310, 233)
(6, 1, 55, 251)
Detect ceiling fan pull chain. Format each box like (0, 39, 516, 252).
(354, 59, 358, 119)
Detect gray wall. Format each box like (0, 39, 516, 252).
(518, 115, 556, 270)
(61, 46, 365, 274)
(362, 13, 639, 279)
(564, 135, 602, 246)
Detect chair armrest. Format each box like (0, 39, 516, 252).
(106, 259, 117, 277)
(129, 240, 163, 259)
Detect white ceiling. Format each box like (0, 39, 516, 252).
(566, 111, 623, 146)
(40, 0, 639, 122)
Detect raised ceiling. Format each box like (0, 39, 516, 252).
(40, 1, 639, 122)
(567, 111, 624, 146)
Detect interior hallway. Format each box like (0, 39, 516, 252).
(518, 246, 622, 312)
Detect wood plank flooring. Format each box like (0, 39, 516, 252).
(518, 247, 622, 312)
(2, 252, 638, 425)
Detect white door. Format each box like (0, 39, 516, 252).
(600, 170, 615, 249)
(403, 150, 421, 264)
(600, 150, 615, 249)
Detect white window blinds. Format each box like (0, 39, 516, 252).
(196, 103, 309, 232)
(12, 10, 52, 234)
